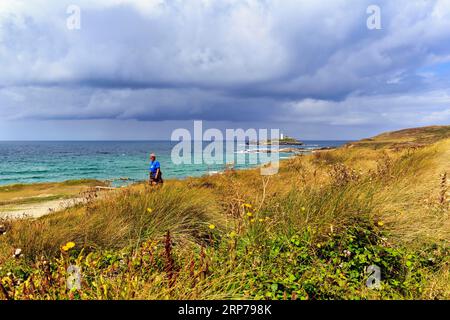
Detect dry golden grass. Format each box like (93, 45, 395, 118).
(0, 179, 107, 206)
(0, 125, 449, 300)
(1, 184, 226, 260)
(347, 125, 450, 149)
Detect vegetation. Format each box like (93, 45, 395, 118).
(347, 125, 450, 150)
(0, 179, 107, 207)
(264, 135, 303, 146)
(0, 126, 449, 300)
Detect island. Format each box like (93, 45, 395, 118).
(248, 134, 304, 146)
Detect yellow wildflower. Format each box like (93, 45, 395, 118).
(62, 241, 75, 251)
(377, 221, 384, 227)
(250, 219, 256, 223)
(147, 208, 153, 213)
(301, 207, 306, 211)
(229, 231, 237, 238)
(259, 219, 264, 222)
(243, 203, 252, 208)
(246, 212, 253, 217)
(208, 224, 216, 230)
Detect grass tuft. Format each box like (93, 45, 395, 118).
(0, 127, 449, 300)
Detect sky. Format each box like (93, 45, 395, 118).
(1, 0, 450, 140)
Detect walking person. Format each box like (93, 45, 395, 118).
(149, 153, 163, 185)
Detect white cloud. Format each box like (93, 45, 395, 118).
(0, 0, 449, 139)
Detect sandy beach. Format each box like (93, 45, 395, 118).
(0, 180, 109, 220)
(0, 197, 83, 220)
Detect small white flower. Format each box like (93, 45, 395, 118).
(13, 248, 22, 258)
(343, 250, 352, 257)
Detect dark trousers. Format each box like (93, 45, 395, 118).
(150, 171, 163, 184)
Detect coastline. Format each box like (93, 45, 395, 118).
(0, 147, 339, 219)
(0, 179, 108, 219)
(0, 140, 347, 187)
(0, 126, 449, 299)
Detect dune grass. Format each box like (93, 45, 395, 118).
(348, 125, 450, 149)
(0, 127, 449, 300)
(0, 179, 107, 207)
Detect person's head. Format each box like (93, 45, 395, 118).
(150, 153, 156, 161)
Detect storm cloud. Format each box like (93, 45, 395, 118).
(1, 0, 450, 139)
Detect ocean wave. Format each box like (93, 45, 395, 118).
(0, 169, 50, 175)
(0, 140, 347, 184)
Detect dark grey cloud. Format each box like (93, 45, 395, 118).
(1, 0, 450, 139)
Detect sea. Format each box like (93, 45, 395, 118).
(0, 141, 349, 186)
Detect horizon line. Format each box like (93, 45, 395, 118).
(0, 139, 354, 142)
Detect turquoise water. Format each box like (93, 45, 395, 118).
(0, 141, 349, 186)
